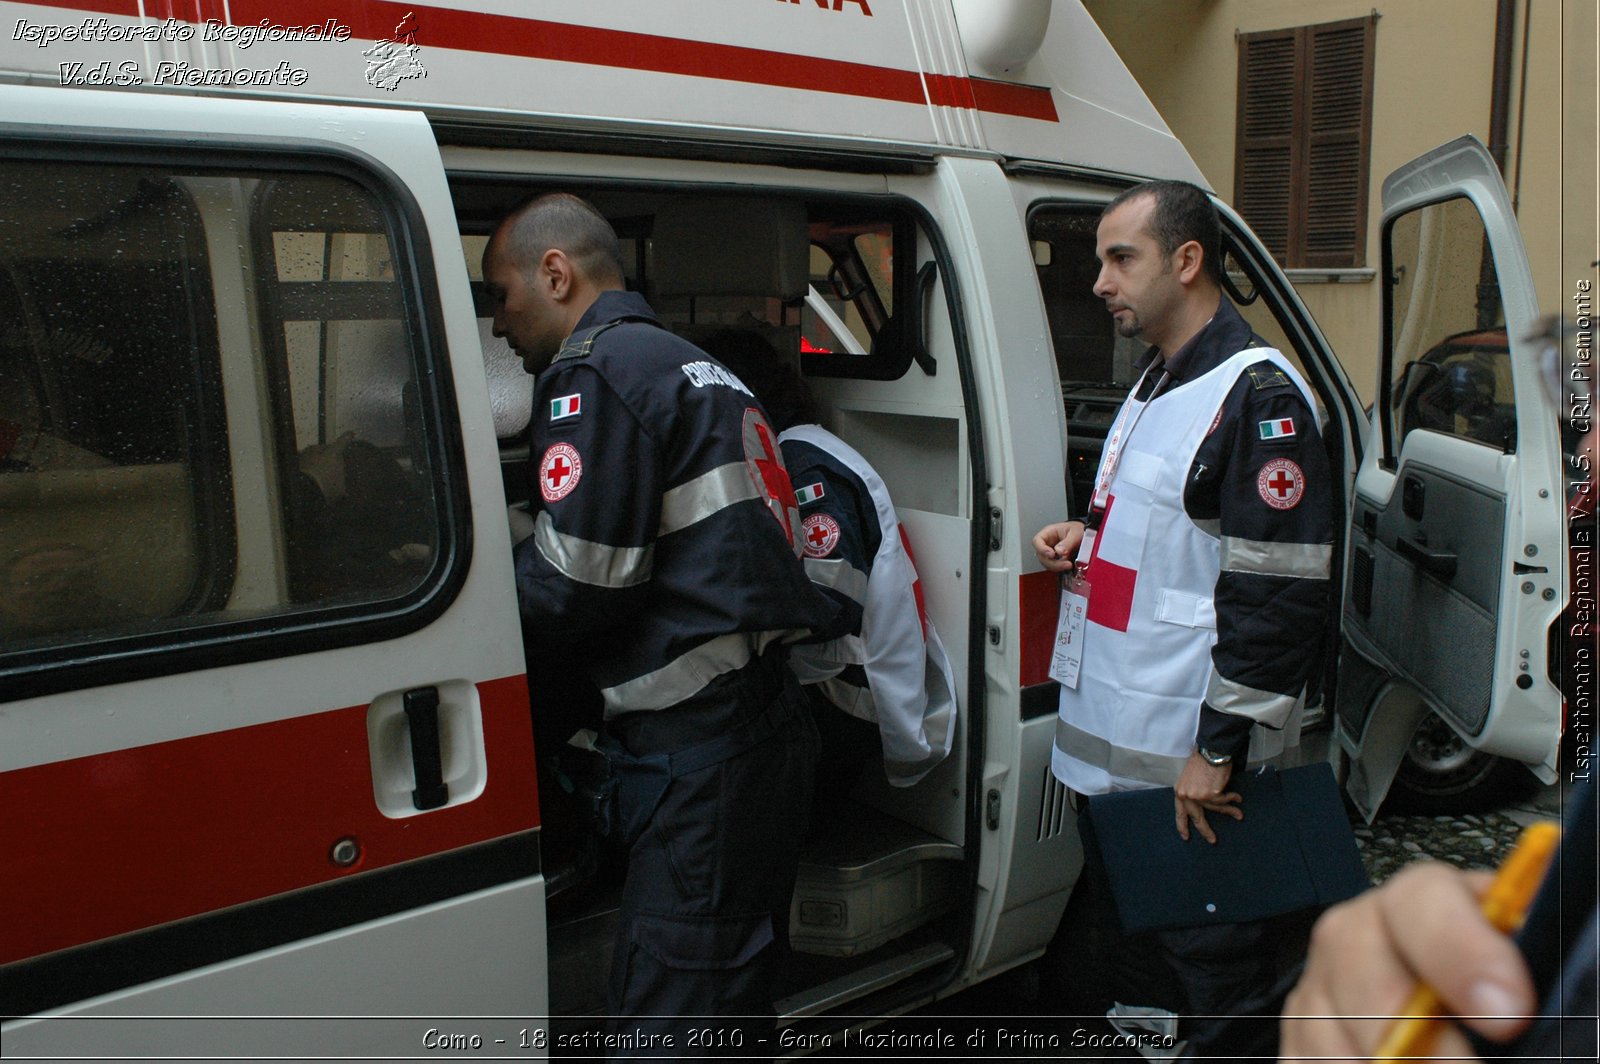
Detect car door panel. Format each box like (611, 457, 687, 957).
(1338, 136, 1565, 817)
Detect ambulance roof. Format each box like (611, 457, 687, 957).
(0, 0, 1205, 186)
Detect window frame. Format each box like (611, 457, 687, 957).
(0, 134, 471, 703)
(1379, 192, 1513, 469)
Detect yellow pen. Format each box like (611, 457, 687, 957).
(1375, 820, 1562, 1062)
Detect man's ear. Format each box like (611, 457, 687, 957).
(1174, 239, 1205, 286)
(542, 248, 575, 301)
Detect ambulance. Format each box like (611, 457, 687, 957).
(0, 1, 1567, 1056)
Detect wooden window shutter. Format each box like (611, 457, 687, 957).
(1236, 17, 1375, 268)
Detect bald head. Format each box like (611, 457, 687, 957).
(482, 193, 625, 375)
(491, 192, 625, 289)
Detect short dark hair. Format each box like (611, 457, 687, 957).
(698, 329, 818, 432)
(1102, 180, 1223, 285)
(496, 192, 625, 286)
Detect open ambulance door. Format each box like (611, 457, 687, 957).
(1336, 136, 1565, 820)
(0, 87, 542, 1057)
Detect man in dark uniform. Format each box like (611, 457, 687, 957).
(1032, 180, 1334, 1055)
(483, 193, 839, 1052)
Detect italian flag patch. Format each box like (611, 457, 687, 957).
(550, 393, 582, 421)
(795, 481, 826, 506)
(1258, 417, 1295, 441)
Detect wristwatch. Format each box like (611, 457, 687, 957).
(1197, 746, 1233, 767)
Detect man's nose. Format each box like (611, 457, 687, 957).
(490, 314, 505, 339)
(1092, 268, 1112, 298)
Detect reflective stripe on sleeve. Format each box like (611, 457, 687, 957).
(802, 557, 870, 605)
(600, 630, 788, 714)
(1052, 718, 1190, 788)
(533, 510, 653, 588)
(1204, 670, 1300, 727)
(1219, 536, 1332, 580)
(659, 462, 758, 536)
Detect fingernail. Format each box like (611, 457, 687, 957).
(1467, 980, 1524, 1021)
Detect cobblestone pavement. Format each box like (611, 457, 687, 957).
(1351, 778, 1570, 884)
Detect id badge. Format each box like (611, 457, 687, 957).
(1048, 572, 1091, 690)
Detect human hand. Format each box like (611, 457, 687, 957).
(1173, 750, 1241, 844)
(1032, 520, 1086, 573)
(1281, 861, 1534, 1062)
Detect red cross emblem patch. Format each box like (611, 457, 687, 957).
(1257, 458, 1305, 510)
(742, 407, 802, 549)
(802, 514, 841, 558)
(539, 442, 583, 503)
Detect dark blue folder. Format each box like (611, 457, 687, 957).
(1085, 762, 1369, 932)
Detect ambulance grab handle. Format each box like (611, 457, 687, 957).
(1395, 535, 1458, 580)
(403, 686, 449, 811)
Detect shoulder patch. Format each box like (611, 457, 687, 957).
(742, 407, 801, 548)
(539, 442, 583, 502)
(1246, 362, 1294, 392)
(549, 393, 582, 422)
(802, 513, 841, 558)
(795, 481, 826, 506)
(1257, 416, 1296, 442)
(1257, 457, 1305, 510)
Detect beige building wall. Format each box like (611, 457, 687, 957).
(1083, 0, 1597, 403)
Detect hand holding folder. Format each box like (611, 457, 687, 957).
(1086, 762, 1369, 933)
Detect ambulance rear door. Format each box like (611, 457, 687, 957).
(1336, 135, 1566, 818)
(0, 86, 542, 1057)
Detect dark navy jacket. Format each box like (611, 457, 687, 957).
(514, 291, 838, 718)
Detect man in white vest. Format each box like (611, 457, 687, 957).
(1033, 181, 1334, 1052)
(705, 329, 958, 801)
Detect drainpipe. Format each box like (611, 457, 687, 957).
(1478, 0, 1517, 329)
(1488, 0, 1516, 175)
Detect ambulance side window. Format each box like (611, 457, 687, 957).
(0, 161, 228, 652)
(0, 154, 454, 684)
(255, 176, 441, 606)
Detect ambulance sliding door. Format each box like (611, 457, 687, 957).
(0, 88, 541, 1057)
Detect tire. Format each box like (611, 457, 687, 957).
(1387, 712, 1537, 815)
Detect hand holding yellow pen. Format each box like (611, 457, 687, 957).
(1375, 821, 1562, 1061)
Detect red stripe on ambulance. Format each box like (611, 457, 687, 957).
(23, 0, 1060, 122)
(0, 674, 537, 966)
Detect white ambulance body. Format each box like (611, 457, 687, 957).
(0, 1, 1566, 1056)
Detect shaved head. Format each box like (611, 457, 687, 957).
(491, 192, 624, 287)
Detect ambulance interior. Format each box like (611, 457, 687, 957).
(456, 179, 975, 1024)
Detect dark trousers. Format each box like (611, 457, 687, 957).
(604, 670, 818, 1057)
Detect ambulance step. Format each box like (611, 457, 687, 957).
(776, 941, 955, 1020)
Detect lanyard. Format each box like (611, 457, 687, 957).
(1087, 362, 1171, 515)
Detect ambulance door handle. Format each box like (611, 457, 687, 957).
(909, 260, 937, 376)
(403, 686, 450, 811)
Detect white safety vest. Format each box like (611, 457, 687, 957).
(1052, 348, 1315, 794)
(781, 424, 958, 787)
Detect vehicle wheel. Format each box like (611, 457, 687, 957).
(1387, 712, 1536, 814)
